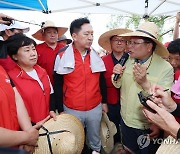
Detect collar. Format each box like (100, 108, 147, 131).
(56, 44, 106, 74)
(135, 55, 152, 64)
(111, 53, 121, 65)
(44, 42, 59, 50)
(14, 64, 44, 79)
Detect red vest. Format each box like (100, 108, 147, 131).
(0, 56, 16, 72)
(36, 42, 64, 85)
(102, 54, 120, 105)
(8, 65, 50, 123)
(59, 48, 102, 111)
(0, 65, 19, 130)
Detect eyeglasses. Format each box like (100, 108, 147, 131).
(111, 39, 126, 43)
(127, 41, 150, 46)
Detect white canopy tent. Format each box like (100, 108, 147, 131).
(0, 0, 179, 17)
(0, 0, 179, 50)
(48, 0, 180, 17)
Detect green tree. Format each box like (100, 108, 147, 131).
(107, 14, 174, 41)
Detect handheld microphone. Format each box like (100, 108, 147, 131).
(113, 52, 129, 81)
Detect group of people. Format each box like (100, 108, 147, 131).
(99, 13, 180, 153)
(0, 11, 180, 154)
(0, 14, 106, 154)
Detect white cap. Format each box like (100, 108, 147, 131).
(0, 21, 29, 33)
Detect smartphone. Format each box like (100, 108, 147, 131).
(138, 91, 157, 113)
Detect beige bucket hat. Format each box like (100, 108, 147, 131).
(34, 114, 85, 154)
(120, 21, 169, 57)
(32, 20, 68, 41)
(98, 28, 132, 52)
(100, 112, 117, 154)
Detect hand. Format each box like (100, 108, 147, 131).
(176, 12, 180, 23)
(0, 13, 13, 25)
(59, 111, 65, 115)
(50, 111, 57, 121)
(34, 115, 51, 129)
(150, 84, 177, 112)
(149, 124, 160, 139)
(133, 63, 149, 90)
(19, 145, 35, 154)
(143, 100, 180, 138)
(102, 103, 108, 113)
(23, 127, 39, 146)
(113, 64, 125, 76)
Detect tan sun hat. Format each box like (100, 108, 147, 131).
(100, 112, 117, 154)
(34, 114, 85, 154)
(98, 28, 132, 52)
(32, 20, 68, 41)
(120, 21, 169, 57)
(156, 136, 180, 154)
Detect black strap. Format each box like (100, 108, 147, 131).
(136, 29, 156, 39)
(39, 126, 70, 154)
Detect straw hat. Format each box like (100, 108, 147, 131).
(57, 35, 72, 44)
(100, 112, 117, 154)
(120, 21, 169, 57)
(98, 28, 132, 52)
(32, 20, 68, 41)
(156, 136, 180, 154)
(34, 114, 85, 154)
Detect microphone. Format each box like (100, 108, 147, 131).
(113, 52, 129, 81)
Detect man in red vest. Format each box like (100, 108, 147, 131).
(98, 28, 132, 145)
(32, 21, 68, 85)
(54, 17, 107, 154)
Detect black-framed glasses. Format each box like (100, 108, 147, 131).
(111, 39, 126, 43)
(127, 41, 150, 46)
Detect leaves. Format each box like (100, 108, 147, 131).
(106, 14, 174, 41)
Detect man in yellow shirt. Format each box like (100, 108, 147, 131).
(112, 22, 174, 153)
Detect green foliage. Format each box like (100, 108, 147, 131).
(106, 14, 173, 41)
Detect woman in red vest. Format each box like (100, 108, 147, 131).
(5, 33, 56, 124)
(0, 14, 39, 153)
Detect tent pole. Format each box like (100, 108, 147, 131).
(143, 0, 149, 19)
(149, 0, 166, 16)
(37, 0, 49, 13)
